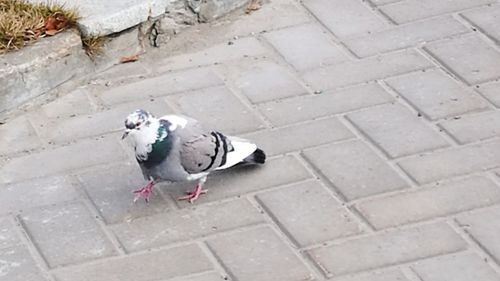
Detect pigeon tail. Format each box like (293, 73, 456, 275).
(243, 148, 266, 164)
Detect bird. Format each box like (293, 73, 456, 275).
(122, 109, 266, 203)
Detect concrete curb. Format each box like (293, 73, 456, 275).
(1, 0, 250, 117)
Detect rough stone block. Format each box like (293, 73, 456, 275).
(258, 83, 393, 126)
(425, 35, 500, 85)
(412, 252, 500, 281)
(302, 50, 433, 90)
(110, 199, 265, 252)
(357, 176, 500, 229)
(227, 61, 308, 103)
(207, 226, 314, 281)
(397, 139, 500, 184)
(303, 140, 408, 200)
(53, 244, 213, 281)
(385, 69, 489, 120)
(303, 0, 386, 38)
(0, 176, 79, 215)
(166, 86, 264, 134)
(99, 67, 224, 105)
(380, 0, 495, 24)
(345, 16, 468, 57)
(347, 103, 449, 158)
(456, 206, 500, 263)
(0, 135, 127, 183)
(198, 0, 249, 22)
(263, 23, 348, 71)
(256, 181, 363, 247)
(439, 111, 500, 144)
(0, 245, 47, 281)
(244, 117, 354, 156)
(77, 163, 170, 224)
(308, 223, 466, 276)
(20, 202, 116, 267)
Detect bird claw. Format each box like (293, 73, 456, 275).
(178, 185, 208, 203)
(132, 181, 154, 203)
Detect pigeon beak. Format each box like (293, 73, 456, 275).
(121, 130, 130, 140)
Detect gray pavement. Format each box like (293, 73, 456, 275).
(2, 0, 500, 280)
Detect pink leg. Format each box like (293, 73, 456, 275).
(178, 184, 208, 204)
(133, 180, 155, 203)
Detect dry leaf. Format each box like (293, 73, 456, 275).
(44, 12, 68, 36)
(246, 0, 262, 14)
(120, 54, 139, 63)
(45, 29, 58, 36)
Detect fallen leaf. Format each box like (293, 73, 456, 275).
(44, 12, 68, 36)
(45, 29, 58, 36)
(246, 0, 262, 14)
(120, 54, 139, 63)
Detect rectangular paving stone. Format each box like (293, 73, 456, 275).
(53, 244, 213, 281)
(332, 270, 409, 281)
(39, 88, 94, 119)
(166, 86, 264, 134)
(258, 83, 393, 126)
(371, 0, 405, 5)
(302, 50, 433, 90)
(244, 117, 354, 156)
(462, 4, 500, 43)
(20, 202, 116, 267)
(0, 217, 20, 250)
(425, 35, 500, 85)
(308, 223, 466, 276)
(478, 81, 500, 107)
(256, 181, 362, 247)
(170, 155, 312, 206)
(439, 111, 500, 144)
(345, 16, 468, 57)
(303, 140, 408, 201)
(99, 67, 224, 105)
(263, 23, 348, 71)
(111, 199, 264, 252)
(411, 252, 500, 281)
(0, 245, 47, 281)
(158, 37, 269, 72)
(385, 69, 489, 120)
(347, 103, 449, 158)
(0, 116, 42, 156)
(0, 176, 79, 215)
(37, 99, 171, 144)
(0, 135, 127, 183)
(226, 60, 308, 103)
(356, 176, 500, 229)
(303, 0, 386, 38)
(207, 226, 314, 281)
(380, 0, 495, 24)
(164, 272, 224, 281)
(77, 163, 170, 224)
(457, 206, 500, 263)
(398, 139, 500, 184)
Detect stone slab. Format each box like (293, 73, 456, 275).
(0, 116, 42, 156)
(347, 103, 449, 158)
(0, 245, 47, 281)
(207, 226, 314, 281)
(439, 111, 500, 144)
(20, 202, 116, 267)
(462, 4, 500, 43)
(256, 181, 363, 247)
(477, 81, 500, 107)
(303, 140, 408, 200)
(0, 217, 20, 250)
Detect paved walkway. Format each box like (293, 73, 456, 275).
(2, 0, 500, 280)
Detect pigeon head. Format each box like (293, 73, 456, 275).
(122, 109, 154, 139)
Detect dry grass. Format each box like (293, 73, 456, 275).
(82, 35, 105, 59)
(0, 0, 79, 53)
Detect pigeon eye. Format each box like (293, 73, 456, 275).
(136, 122, 141, 127)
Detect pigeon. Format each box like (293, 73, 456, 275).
(122, 109, 266, 203)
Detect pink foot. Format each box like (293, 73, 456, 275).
(178, 184, 208, 204)
(133, 180, 155, 203)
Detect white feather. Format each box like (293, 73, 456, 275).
(216, 137, 257, 170)
(128, 118, 160, 161)
(160, 115, 188, 131)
